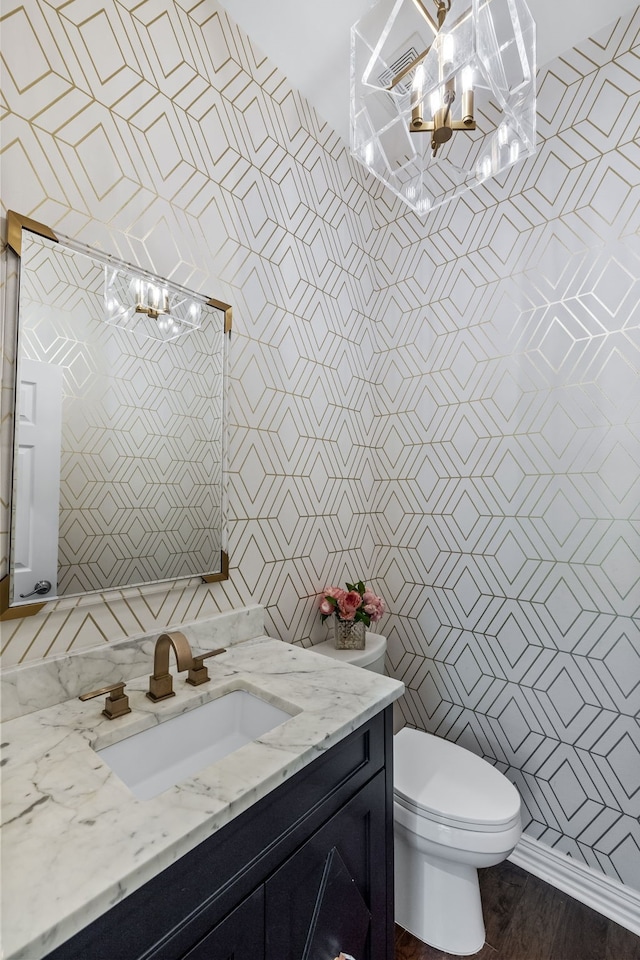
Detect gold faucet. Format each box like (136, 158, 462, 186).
(147, 631, 194, 702)
(186, 647, 226, 685)
(79, 681, 131, 719)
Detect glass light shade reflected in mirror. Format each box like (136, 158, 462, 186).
(104, 267, 204, 343)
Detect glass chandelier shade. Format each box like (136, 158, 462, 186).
(350, 0, 536, 214)
(104, 267, 204, 342)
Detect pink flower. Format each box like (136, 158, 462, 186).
(318, 581, 385, 627)
(338, 590, 362, 620)
(338, 606, 356, 621)
(324, 586, 346, 602)
(343, 590, 362, 610)
(369, 604, 384, 623)
(362, 592, 385, 622)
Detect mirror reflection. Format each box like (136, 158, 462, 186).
(10, 225, 228, 607)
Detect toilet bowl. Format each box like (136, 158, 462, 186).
(393, 727, 521, 955)
(310, 634, 522, 956)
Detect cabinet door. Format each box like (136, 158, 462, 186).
(265, 773, 389, 960)
(180, 888, 264, 960)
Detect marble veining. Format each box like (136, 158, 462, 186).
(0, 605, 265, 722)
(0, 632, 403, 960)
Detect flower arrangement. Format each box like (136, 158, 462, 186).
(318, 580, 385, 627)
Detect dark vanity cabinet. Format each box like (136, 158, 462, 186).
(45, 707, 394, 960)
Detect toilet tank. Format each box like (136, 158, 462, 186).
(310, 633, 387, 674)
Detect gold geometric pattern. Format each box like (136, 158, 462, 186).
(373, 12, 640, 893)
(1, 0, 639, 898)
(18, 235, 224, 594)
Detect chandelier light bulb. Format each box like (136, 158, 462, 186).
(413, 63, 424, 97)
(442, 33, 454, 65)
(462, 66, 474, 92)
(104, 265, 204, 342)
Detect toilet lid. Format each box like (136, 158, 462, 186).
(394, 728, 520, 828)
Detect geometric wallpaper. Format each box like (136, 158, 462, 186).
(0, 0, 638, 898)
(17, 233, 224, 594)
(371, 11, 640, 892)
(0, 0, 381, 664)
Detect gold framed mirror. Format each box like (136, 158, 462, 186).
(2, 212, 231, 619)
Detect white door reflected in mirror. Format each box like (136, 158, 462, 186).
(13, 358, 62, 604)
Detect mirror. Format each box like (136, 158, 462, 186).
(3, 212, 230, 616)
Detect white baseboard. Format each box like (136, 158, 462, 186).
(509, 834, 640, 936)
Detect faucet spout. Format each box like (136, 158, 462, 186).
(147, 630, 194, 702)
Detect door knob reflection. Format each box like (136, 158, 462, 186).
(19, 579, 52, 598)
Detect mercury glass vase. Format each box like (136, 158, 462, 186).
(334, 619, 366, 650)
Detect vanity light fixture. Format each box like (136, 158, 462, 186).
(350, 0, 536, 214)
(104, 267, 205, 343)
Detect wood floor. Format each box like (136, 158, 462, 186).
(394, 861, 640, 960)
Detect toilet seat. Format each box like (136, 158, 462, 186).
(394, 793, 520, 833)
(393, 728, 520, 830)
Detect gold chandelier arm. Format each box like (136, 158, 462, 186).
(387, 45, 432, 89)
(410, 0, 439, 33)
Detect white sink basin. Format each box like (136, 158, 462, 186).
(97, 690, 292, 800)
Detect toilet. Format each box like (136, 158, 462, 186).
(312, 633, 522, 956)
(393, 727, 521, 954)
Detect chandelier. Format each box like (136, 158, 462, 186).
(104, 267, 205, 342)
(351, 0, 536, 214)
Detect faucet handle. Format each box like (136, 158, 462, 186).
(79, 682, 131, 720)
(186, 647, 227, 686)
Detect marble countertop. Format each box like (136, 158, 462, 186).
(0, 635, 403, 960)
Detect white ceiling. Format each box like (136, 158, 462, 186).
(218, 0, 637, 146)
